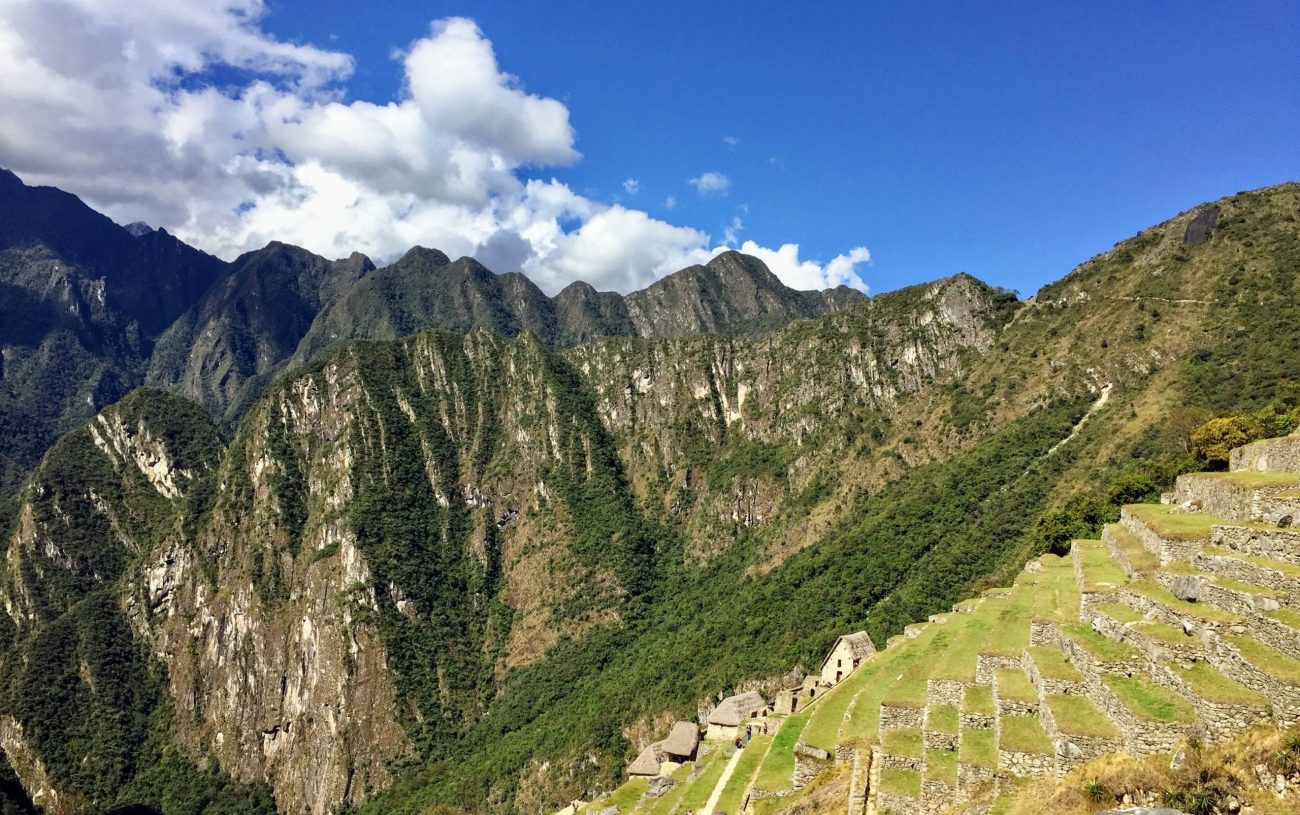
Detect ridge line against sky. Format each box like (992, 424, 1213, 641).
(0, 0, 1295, 296)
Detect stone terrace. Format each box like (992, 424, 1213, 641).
(562, 435, 1300, 815)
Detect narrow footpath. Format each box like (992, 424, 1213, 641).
(699, 747, 745, 815)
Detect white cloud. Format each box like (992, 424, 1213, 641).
(688, 171, 730, 196)
(734, 241, 871, 292)
(722, 135, 739, 146)
(0, 2, 867, 294)
(622, 178, 640, 194)
(664, 195, 677, 209)
(723, 216, 743, 246)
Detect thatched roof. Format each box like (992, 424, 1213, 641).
(708, 691, 767, 726)
(661, 721, 699, 757)
(627, 742, 664, 776)
(829, 631, 877, 662)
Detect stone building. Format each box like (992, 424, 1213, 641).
(625, 720, 699, 776)
(774, 675, 822, 714)
(819, 630, 876, 685)
(705, 691, 770, 740)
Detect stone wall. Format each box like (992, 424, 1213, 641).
(1029, 621, 1059, 647)
(1213, 524, 1300, 566)
(926, 679, 966, 707)
(1230, 436, 1300, 474)
(792, 742, 832, 788)
(880, 703, 925, 730)
(1148, 664, 1271, 741)
(997, 749, 1053, 777)
(976, 654, 1021, 685)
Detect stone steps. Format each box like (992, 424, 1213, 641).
(1041, 694, 1125, 773)
(1120, 504, 1215, 565)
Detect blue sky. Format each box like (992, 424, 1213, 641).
(0, 2, 1294, 296)
(252, 0, 1300, 295)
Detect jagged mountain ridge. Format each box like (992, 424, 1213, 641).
(0, 167, 864, 490)
(0, 179, 1295, 815)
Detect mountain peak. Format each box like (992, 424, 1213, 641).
(396, 245, 451, 268)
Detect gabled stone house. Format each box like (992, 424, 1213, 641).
(819, 630, 876, 686)
(626, 720, 699, 776)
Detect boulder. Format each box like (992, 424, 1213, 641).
(1171, 574, 1201, 602)
(646, 776, 676, 797)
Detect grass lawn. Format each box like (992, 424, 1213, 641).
(1212, 573, 1277, 596)
(1191, 471, 1300, 488)
(999, 715, 1053, 755)
(712, 734, 772, 813)
(879, 768, 922, 797)
(1027, 646, 1084, 681)
(1265, 606, 1300, 631)
(752, 713, 806, 791)
(994, 668, 1038, 703)
(801, 649, 893, 750)
(963, 685, 995, 717)
(1106, 524, 1159, 572)
(926, 704, 959, 734)
(1092, 602, 1145, 623)
(1076, 540, 1128, 592)
(1135, 620, 1197, 646)
(579, 777, 648, 813)
(637, 761, 696, 815)
(931, 609, 992, 683)
(1102, 674, 1195, 723)
(958, 727, 997, 768)
(925, 747, 958, 784)
(1033, 563, 1081, 624)
(985, 582, 1036, 655)
(881, 728, 924, 758)
(837, 647, 925, 745)
(1225, 634, 1300, 683)
(1062, 624, 1139, 663)
(1124, 503, 1223, 540)
(1128, 579, 1238, 623)
(1172, 662, 1267, 706)
(1047, 695, 1121, 738)
(673, 746, 734, 810)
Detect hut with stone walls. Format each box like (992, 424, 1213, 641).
(706, 691, 770, 740)
(819, 630, 876, 686)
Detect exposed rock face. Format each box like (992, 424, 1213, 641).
(1171, 574, 1201, 601)
(147, 242, 375, 428)
(1183, 205, 1219, 246)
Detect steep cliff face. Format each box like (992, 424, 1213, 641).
(571, 272, 1013, 563)
(146, 242, 375, 428)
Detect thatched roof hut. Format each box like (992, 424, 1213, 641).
(707, 691, 768, 726)
(627, 742, 664, 776)
(661, 721, 699, 759)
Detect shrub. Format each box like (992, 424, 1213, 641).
(1191, 416, 1258, 468)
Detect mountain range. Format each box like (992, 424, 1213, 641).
(0, 168, 1297, 815)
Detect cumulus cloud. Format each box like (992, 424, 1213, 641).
(0, 1, 868, 293)
(688, 171, 731, 196)
(736, 241, 871, 292)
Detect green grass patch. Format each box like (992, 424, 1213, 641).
(713, 734, 771, 813)
(802, 659, 872, 750)
(1265, 606, 1300, 631)
(1032, 559, 1081, 623)
(985, 583, 1036, 655)
(1135, 621, 1195, 646)
(1211, 573, 1276, 595)
(1106, 524, 1159, 572)
(994, 668, 1038, 703)
(1076, 540, 1129, 591)
(958, 727, 997, 768)
(1173, 662, 1267, 706)
(1092, 602, 1145, 623)
(1191, 471, 1300, 488)
(674, 747, 733, 809)
(1028, 646, 1084, 680)
(926, 704, 959, 734)
(837, 647, 924, 745)
(999, 715, 1053, 755)
(925, 748, 958, 785)
(580, 777, 648, 813)
(637, 761, 696, 815)
(752, 714, 806, 791)
(1062, 624, 1139, 663)
(878, 768, 922, 797)
(931, 608, 994, 682)
(1128, 579, 1239, 623)
(1102, 675, 1195, 723)
(963, 685, 995, 717)
(881, 728, 924, 758)
(1224, 635, 1300, 683)
(1124, 504, 1221, 540)
(1047, 695, 1121, 738)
